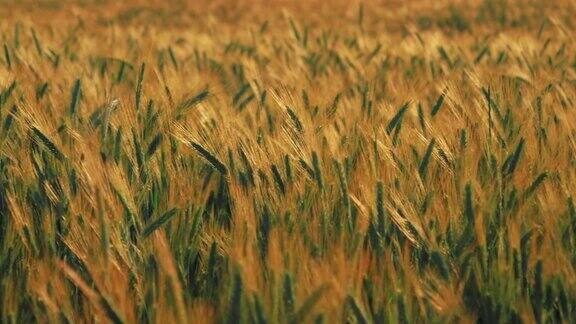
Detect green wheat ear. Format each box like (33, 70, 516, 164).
(347, 295, 368, 324)
(257, 205, 271, 262)
(386, 101, 410, 135)
(227, 270, 244, 324)
(175, 88, 210, 118)
(135, 63, 145, 111)
(146, 133, 163, 158)
(190, 142, 227, 175)
(334, 160, 350, 218)
(31, 28, 43, 56)
(397, 296, 409, 324)
(283, 273, 296, 316)
(312, 152, 323, 190)
(464, 182, 475, 227)
(376, 181, 387, 236)
(502, 138, 525, 177)
(253, 294, 268, 324)
(3, 44, 11, 69)
(524, 171, 548, 199)
(419, 138, 436, 181)
(287, 107, 304, 133)
(141, 208, 179, 239)
(32, 127, 65, 161)
(284, 155, 293, 183)
(271, 164, 285, 195)
(430, 88, 447, 117)
(69, 79, 81, 116)
(0, 81, 16, 108)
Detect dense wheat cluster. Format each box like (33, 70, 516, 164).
(1, 0, 576, 322)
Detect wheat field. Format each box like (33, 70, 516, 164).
(0, 0, 575, 323)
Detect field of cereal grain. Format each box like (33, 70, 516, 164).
(1, 0, 576, 322)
